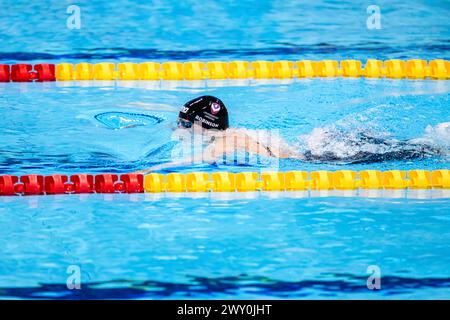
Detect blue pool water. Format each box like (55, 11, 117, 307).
(1, 194, 450, 299)
(0, 0, 449, 62)
(1, 0, 450, 299)
(1, 79, 449, 174)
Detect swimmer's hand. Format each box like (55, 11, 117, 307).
(134, 162, 184, 174)
(134, 153, 216, 175)
(134, 168, 157, 175)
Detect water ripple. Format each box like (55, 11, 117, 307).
(1, 42, 449, 62)
(1, 274, 450, 299)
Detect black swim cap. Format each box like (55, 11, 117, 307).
(179, 95, 229, 130)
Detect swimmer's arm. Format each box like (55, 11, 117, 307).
(278, 149, 305, 160)
(134, 162, 185, 174)
(134, 147, 218, 174)
(135, 150, 305, 174)
(212, 134, 276, 158)
(134, 136, 306, 174)
(223, 134, 305, 159)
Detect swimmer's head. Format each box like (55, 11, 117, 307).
(177, 95, 229, 130)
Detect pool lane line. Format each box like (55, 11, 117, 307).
(0, 59, 449, 82)
(0, 170, 449, 196)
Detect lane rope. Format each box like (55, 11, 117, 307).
(1, 169, 449, 196)
(0, 59, 449, 82)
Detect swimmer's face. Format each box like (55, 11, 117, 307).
(176, 118, 209, 133)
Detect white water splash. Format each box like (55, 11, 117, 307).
(297, 127, 387, 158)
(296, 122, 450, 160)
(409, 122, 450, 149)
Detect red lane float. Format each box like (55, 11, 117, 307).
(70, 174, 94, 193)
(95, 174, 118, 193)
(0, 175, 19, 195)
(20, 175, 44, 195)
(1, 174, 141, 195)
(11, 64, 34, 82)
(0, 64, 10, 82)
(14, 183, 25, 194)
(120, 174, 144, 193)
(44, 174, 69, 194)
(34, 64, 56, 82)
(7, 64, 56, 82)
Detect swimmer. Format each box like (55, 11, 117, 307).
(136, 95, 305, 173)
(136, 95, 443, 173)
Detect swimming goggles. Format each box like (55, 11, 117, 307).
(176, 118, 193, 129)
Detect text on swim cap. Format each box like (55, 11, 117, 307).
(195, 115, 219, 128)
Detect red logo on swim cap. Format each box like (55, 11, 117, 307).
(211, 102, 221, 115)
